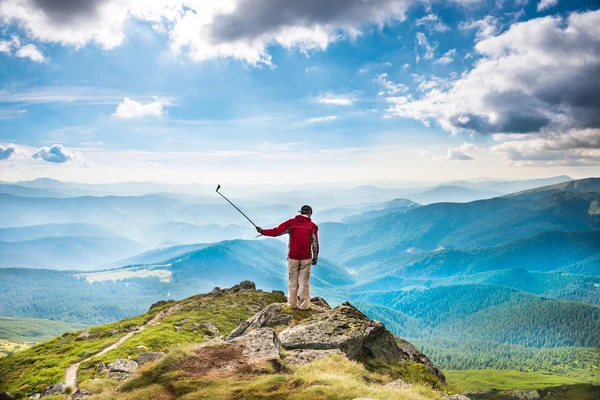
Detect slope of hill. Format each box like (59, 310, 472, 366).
(0, 283, 452, 400)
(0, 317, 87, 344)
(448, 175, 572, 194)
(407, 186, 503, 205)
(0, 183, 70, 198)
(505, 177, 600, 200)
(320, 191, 600, 266)
(0, 239, 354, 324)
(0, 223, 118, 242)
(0, 236, 144, 270)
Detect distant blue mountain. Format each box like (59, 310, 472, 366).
(0, 223, 117, 242)
(406, 185, 503, 205)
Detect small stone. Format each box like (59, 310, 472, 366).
(77, 330, 90, 339)
(96, 362, 107, 373)
(107, 371, 133, 381)
(386, 379, 411, 389)
(110, 358, 138, 373)
(28, 395, 40, 400)
(202, 322, 219, 335)
(137, 352, 166, 366)
(40, 383, 67, 397)
(175, 326, 183, 332)
(108, 329, 120, 335)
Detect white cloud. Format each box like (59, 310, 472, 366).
(444, 143, 476, 160)
(537, 0, 558, 12)
(0, 0, 419, 67)
(113, 97, 167, 119)
(459, 16, 499, 41)
(416, 13, 451, 33)
(0, 40, 12, 53)
(317, 93, 357, 106)
(32, 144, 80, 163)
(15, 43, 46, 62)
(305, 116, 337, 123)
(375, 73, 408, 96)
(386, 11, 600, 141)
(416, 32, 436, 60)
(434, 48, 456, 64)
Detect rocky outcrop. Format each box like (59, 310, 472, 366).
(149, 299, 174, 311)
(228, 303, 293, 339)
(277, 302, 445, 382)
(202, 322, 219, 336)
(137, 352, 166, 366)
(39, 383, 67, 398)
(229, 328, 281, 359)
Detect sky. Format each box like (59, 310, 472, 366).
(0, 0, 599, 185)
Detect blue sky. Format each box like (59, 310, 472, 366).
(0, 0, 599, 184)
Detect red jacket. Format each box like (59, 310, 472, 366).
(262, 215, 319, 261)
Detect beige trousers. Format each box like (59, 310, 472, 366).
(287, 258, 312, 310)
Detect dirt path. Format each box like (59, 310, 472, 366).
(65, 304, 179, 391)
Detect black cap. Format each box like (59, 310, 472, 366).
(299, 205, 313, 214)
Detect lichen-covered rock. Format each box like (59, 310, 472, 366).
(107, 371, 133, 381)
(137, 352, 166, 366)
(284, 349, 343, 365)
(40, 383, 67, 397)
(110, 358, 138, 373)
(229, 328, 281, 359)
(386, 378, 411, 389)
(202, 322, 220, 335)
(239, 280, 256, 290)
(310, 296, 331, 309)
(77, 330, 90, 339)
(228, 303, 292, 339)
(279, 302, 445, 383)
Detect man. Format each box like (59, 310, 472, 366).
(256, 205, 319, 310)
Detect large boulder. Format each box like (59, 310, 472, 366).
(278, 302, 445, 382)
(229, 328, 281, 359)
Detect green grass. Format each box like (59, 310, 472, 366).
(110, 352, 451, 400)
(0, 317, 88, 343)
(445, 370, 588, 392)
(0, 289, 286, 399)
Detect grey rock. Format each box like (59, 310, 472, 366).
(503, 390, 540, 399)
(230, 284, 240, 292)
(108, 329, 120, 335)
(279, 302, 445, 383)
(178, 318, 192, 324)
(0, 392, 15, 400)
(77, 330, 90, 339)
(28, 395, 40, 400)
(107, 371, 133, 381)
(310, 296, 331, 309)
(442, 395, 471, 400)
(149, 299, 174, 311)
(96, 362, 107, 373)
(40, 383, 67, 397)
(229, 328, 281, 359)
(386, 378, 411, 389)
(239, 280, 256, 290)
(110, 358, 138, 373)
(72, 388, 89, 400)
(284, 349, 343, 365)
(209, 287, 221, 295)
(228, 303, 293, 339)
(137, 352, 166, 366)
(175, 326, 183, 332)
(202, 322, 220, 335)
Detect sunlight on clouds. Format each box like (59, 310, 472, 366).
(113, 97, 167, 119)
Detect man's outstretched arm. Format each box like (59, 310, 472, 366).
(256, 220, 291, 237)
